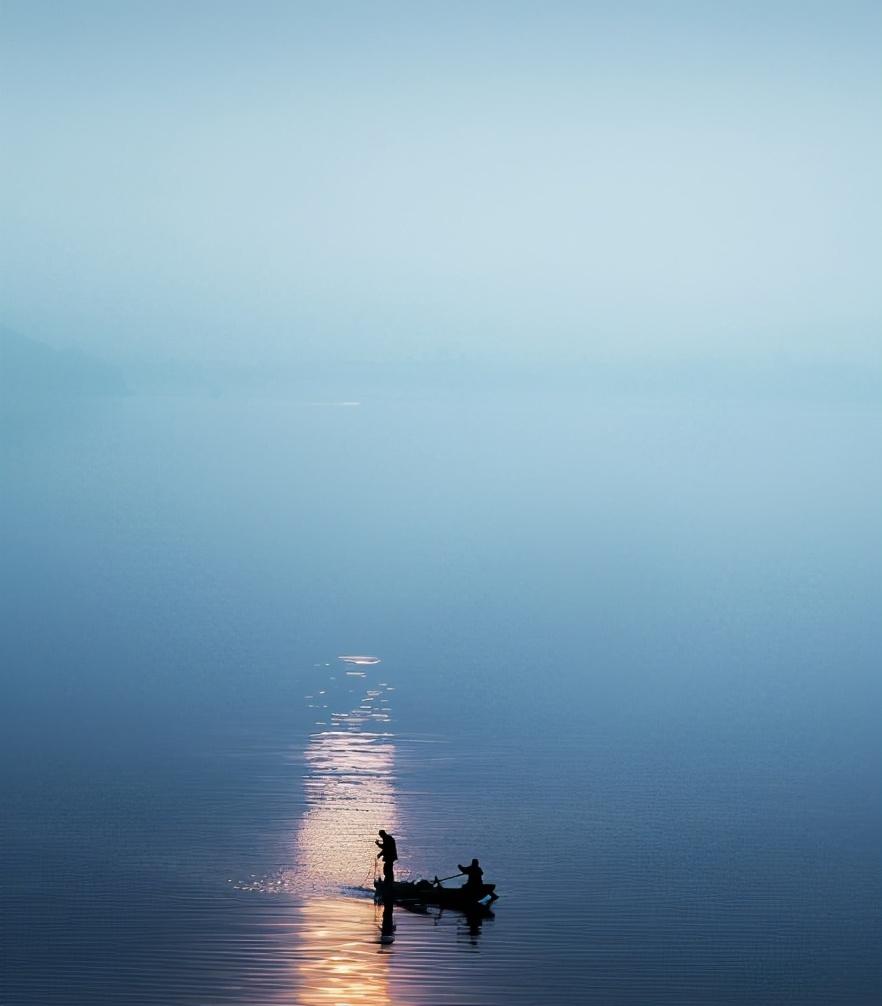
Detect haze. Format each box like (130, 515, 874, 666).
(2, 0, 880, 381)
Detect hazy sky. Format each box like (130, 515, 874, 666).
(2, 1, 880, 370)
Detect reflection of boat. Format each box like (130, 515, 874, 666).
(374, 879, 498, 908)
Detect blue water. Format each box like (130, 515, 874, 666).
(2, 392, 880, 1003)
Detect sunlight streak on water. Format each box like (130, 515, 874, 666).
(296, 729, 397, 890)
(286, 899, 397, 1006)
(285, 669, 402, 1003)
(231, 669, 408, 1003)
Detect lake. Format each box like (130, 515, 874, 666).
(1, 390, 879, 1003)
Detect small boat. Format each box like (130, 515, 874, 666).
(374, 878, 497, 908)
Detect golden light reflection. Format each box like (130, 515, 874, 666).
(289, 673, 403, 1005)
(236, 671, 406, 1002)
(236, 681, 397, 898)
(296, 729, 398, 889)
(293, 898, 399, 1006)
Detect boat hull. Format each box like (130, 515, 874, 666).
(374, 879, 497, 907)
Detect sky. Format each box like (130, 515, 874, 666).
(1, 1, 880, 375)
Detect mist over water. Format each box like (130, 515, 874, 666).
(2, 390, 879, 1003)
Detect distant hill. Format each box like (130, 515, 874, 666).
(0, 329, 126, 398)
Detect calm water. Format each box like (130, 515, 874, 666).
(2, 392, 880, 1004)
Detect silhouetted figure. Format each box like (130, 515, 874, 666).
(458, 858, 484, 891)
(379, 899, 395, 945)
(375, 829, 398, 884)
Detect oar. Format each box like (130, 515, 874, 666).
(432, 873, 465, 886)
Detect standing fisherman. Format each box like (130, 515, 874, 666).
(375, 829, 398, 885)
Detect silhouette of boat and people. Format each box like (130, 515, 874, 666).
(371, 829, 496, 945)
(372, 829, 498, 911)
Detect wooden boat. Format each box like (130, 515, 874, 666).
(374, 878, 497, 908)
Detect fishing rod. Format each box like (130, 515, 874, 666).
(361, 856, 379, 887)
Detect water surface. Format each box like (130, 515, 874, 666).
(2, 392, 879, 1003)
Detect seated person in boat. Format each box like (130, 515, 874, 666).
(458, 858, 484, 891)
(375, 829, 398, 884)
